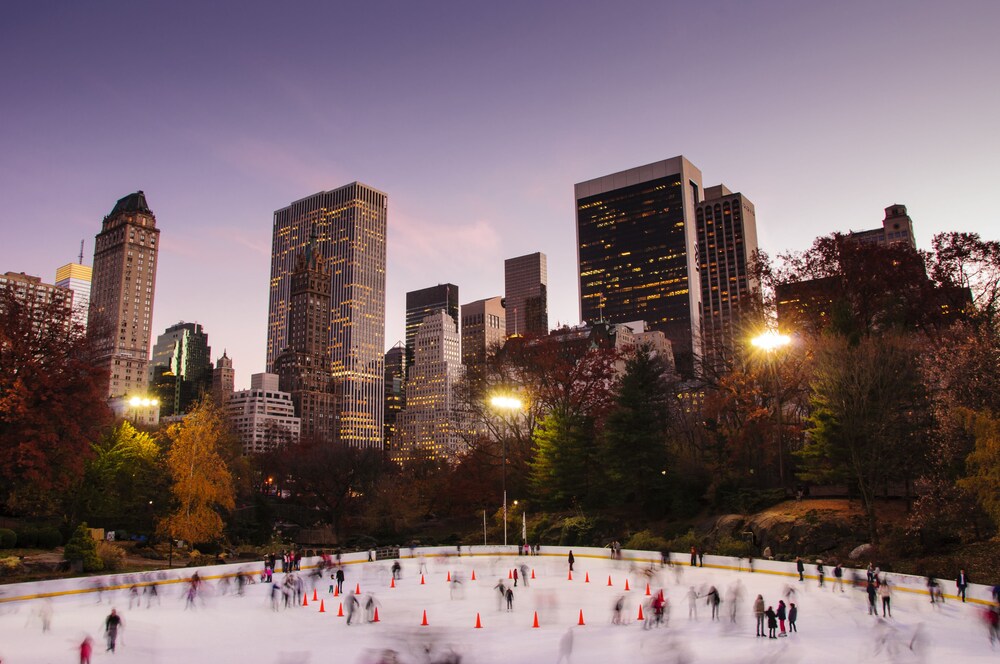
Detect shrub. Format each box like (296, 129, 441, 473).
(96, 541, 126, 571)
(0, 555, 23, 577)
(15, 527, 36, 548)
(713, 535, 755, 558)
(36, 527, 62, 549)
(558, 516, 596, 546)
(624, 530, 669, 552)
(666, 529, 702, 554)
(64, 523, 103, 572)
(0, 528, 16, 549)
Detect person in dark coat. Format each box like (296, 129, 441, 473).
(816, 561, 825, 588)
(765, 606, 777, 638)
(957, 569, 970, 602)
(568, 551, 575, 572)
(691, 546, 698, 567)
(706, 586, 721, 620)
(776, 600, 787, 635)
(104, 608, 123, 652)
(796, 557, 805, 582)
(788, 602, 798, 633)
(335, 568, 345, 594)
(867, 581, 878, 616)
(505, 587, 514, 612)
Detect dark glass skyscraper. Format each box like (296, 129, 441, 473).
(575, 157, 704, 375)
(404, 284, 459, 370)
(148, 321, 212, 417)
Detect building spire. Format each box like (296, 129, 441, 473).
(78, 239, 85, 265)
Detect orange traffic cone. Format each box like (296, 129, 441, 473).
(390, 577, 396, 588)
(645, 583, 651, 596)
(585, 572, 590, 583)
(420, 574, 426, 585)
(607, 576, 613, 586)
(313, 588, 318, 601)
(624, 579, 630, 591)
(578, 609, 586, 625)
(334, 586, 340, 597)
(302, 594, 309, 607)
(637, 604, 644, 621)
(531, 569, 535, 579)
(355, 583, 361, 594)
(318, 599, 326, 613)
(508, 569, 513, 579)
(532, 611, 540, 628)
(447, 571, 452, 582)
(475, 612, 483, 629)
(471, 570, 477, 581)
(568, 570, 573, 581)
(421, 610, 429, 626)
(337, 602, 344, 617)
(373, 607, 380, 623)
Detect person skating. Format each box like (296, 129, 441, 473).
(834, 563, 844, 592)
(613, 595, 624, 625)
(706, 586, 721, 621)
(104, 608, 123, 653)
(505, 587, 514, 612)
(494, 579, 507, 611)
(344, 591, 360, 625)
(957, 569, 970, 602)
(776, 600, 787, 636)
(80, 636, 93, 664)
(690, 546, 698, 567)
(686, 586, 699, 620)
(513, 567, 519, 587)
(796, 557, 804, 582)
(568, 550, 575, 572)
(867, 581, 878, 616)
(816, 560, 825, 588)
(765, 606, 777, 639)
(754, 594, 765, 637)
(336, 568, 345, 594)
(879, 579, 892, 617)
(520, 564, 530, 588)
(788, 603, 797, 633)
(391, 561, 401, 580)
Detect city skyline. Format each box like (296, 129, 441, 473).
(2, 2, 998, 388)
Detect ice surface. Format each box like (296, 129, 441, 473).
(1, 554, 997, 663)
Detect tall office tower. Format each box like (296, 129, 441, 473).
(461, 296, 505, 370)
(392, 310, 466, 463)
(849, 204, 917, 248)
(383, 342, 406, 450)
(212, 351, 235, 404)
(695, 184, 760, 373)
(148, 322, 213, 417)
(405, 284, 459, 369)
(54, 244, 91, 330)
(274, 232, 336, 443)
(228, 373, 301, 455)
(575, 157, 704, 375)
(88, 191, 160, 398)
(267, 183, 387, 448)
(504, 252, 548, 337)
(0, 271, 74, 334)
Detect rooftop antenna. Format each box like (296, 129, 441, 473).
(78, 239, 85, 265)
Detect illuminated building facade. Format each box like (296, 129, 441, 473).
(148, 321, 213, 417)
(461, 296, 505, 370)
(0, 271, 74, 335)
(383, 342, 406, 450)
(504, 252, 547, 337)
(575, 157, 704, 376)
(88, 191, 160, 398)
(228, 373, 300, 455)
(695, 184, 760, 373)
(405, 283, 459, 370)
(267, 182, 387, 448)
(392, 310, 466, 463)
(54, 260, 91, 330)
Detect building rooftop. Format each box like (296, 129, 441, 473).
(109, 191, 151, 216)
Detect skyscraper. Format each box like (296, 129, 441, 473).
(148, 321, 213, 417)
(392, 310, 466, 463)
(383, 342, 406, 450)
(461, 296, 505, 370)
(228, 373, 301, 455)
(274, 231, 336, 443)
(405, 284, 459, 369)
(267, 182, 387, 448)
(88, 191, 160, 398)
(575, 157, 704, 375)
(54, 245, 91, 331)
(695, 184, 760, 373)
(504, 252, 547, 337)
(212, 351, 235, 404)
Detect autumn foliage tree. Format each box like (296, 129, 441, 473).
(0, 280, 111, 515)
(158, 398, 236, 545)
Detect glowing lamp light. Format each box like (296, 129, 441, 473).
(751, 332, 792, 352)
(490, 395, 523, 411)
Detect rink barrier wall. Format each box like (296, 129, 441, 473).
(1, 545, 996, 607)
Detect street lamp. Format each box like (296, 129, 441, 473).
(489, 394, 523, 547)
(751, 331, 791, 487)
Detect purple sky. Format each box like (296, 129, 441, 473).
(2, 1, 998, 389)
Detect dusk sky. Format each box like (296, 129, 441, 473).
(2, 1, 998, 389)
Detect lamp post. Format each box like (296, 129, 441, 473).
(751, 331, 791, 487)
(489, 395, 523, 547)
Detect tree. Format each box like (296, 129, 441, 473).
(958, 410, 1000, 531)
(158, 399, 236, 545)
(796, 334, 929, 543)
(529, 409, 603, 509)
(602, 345, 674, 515)
(0, 281, 112, 515)
(64, 522, 102, 572)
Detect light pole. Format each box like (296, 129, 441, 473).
(751, 331, 791, 487)
(489, 395, 523, 547)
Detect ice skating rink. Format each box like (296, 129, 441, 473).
(1, 553, 996, 663)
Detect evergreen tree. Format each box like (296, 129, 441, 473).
(529, 409, 604, 509)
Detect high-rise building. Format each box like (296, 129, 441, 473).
(148, 322, 213, 417)
(267, 182, 387, 448)
(461, 296, 505, 369)
(383, 342, 406, 449)
(88, 191, 160, 398)
(575, 157, 704, 375)
(405, 284, 459, 369)
(504, 252, 547, 337)
(0, 271, 74, 335)
(228, 373, 301, 455)
(54, 249, 91, 331)
(212, 351, 235, 404)
(274, 231, 336, 443)
(392, 310, 466, 463)
(695, 184, 760, 373)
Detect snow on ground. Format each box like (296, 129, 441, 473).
(1, 554, 997, 663)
